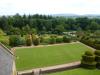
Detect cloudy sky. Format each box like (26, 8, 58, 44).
(0, 0, 100, 15)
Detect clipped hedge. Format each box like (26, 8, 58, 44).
(96, 62, 100, 69)
(63, 36, 71, 43)
(56, 37, 63, 43)
(26, 35, 32, 46)
(82, 55, 95, 62)
(33, 38, 40, 46)
(81, 51, 96, 69)
(49, 37, 56, 44)
(95, 50, 100, 56)
(85, 51, 94, 56)
(81, 61, 96, 69)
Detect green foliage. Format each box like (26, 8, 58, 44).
(95, 50, 100, 62)
(32, 34, 40, 46)
(39, 36, 44, 43)
(96, 62, 100, 69)
(82, 55, 95, 62)
(49, 36, 56, 44)
(63, 36, 71, 43)
(81, 51, 96, 69)
(9, 35, 22, 47)
(33, 38, 40, 46)
(55, 25, 65, 34)
(56, 37, 63, 43)
(25, 35, 32, 46)
(85, 51, 94, 56)
(0, 28, 6, 35)
(95, 50, 100, 56)
(0, 14, 100, 35)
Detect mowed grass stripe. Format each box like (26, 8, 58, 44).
(16, 43, 92, 71)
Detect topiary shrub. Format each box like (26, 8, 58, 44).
(39, 36, 44, 43)
(85, 51, 94, 56)
(81, 61, 96, 69)
(63, 36, 71, 43)
(49, 37, 56, 44)
(82, 55, 95, 62)
(96, 62, 100, 69)
(33, 38, 40, 46)
(95, 50, 100, 56)
(94, 50, 100, 69)
(81, 51, 96, 69)
(56, 37, 63, 43)
(9, 35, 22, 47)
(26, 35, 32, 46)
(32, 34, 40, 46)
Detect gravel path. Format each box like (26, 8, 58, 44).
(13, 42, 79, 49)
(18, 61, 80, 75)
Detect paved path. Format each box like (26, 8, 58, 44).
(18, 61, 80, 75)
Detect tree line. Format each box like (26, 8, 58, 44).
(0, 13, 100, 35)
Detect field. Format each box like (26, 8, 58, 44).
(48, 68, 100, 75)
(15, 42, 92, 71)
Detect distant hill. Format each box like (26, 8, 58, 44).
(52, 14, 100, 18)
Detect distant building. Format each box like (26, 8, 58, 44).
(0, 42, 17, 75)
(63, 31, 76, 37)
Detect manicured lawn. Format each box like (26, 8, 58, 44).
(16, 42, 92, 71)
(48, 68, 100, 75)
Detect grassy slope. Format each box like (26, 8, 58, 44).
(48, 68, 100, 75)
(16, 43, 92, 71)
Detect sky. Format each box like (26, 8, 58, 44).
(0, 0, 100, 15)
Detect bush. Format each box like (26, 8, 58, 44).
(9, 35, 22, 47)
(49, 37, 56, 44)
(56, 37, 63, 43)
(93, 44, 100, 50)
(26, 35, 32, 46)
(96, 62, 100, 69)
(39, 36, 44, 43)
(95, 50, 100, 56)
(81, 61, 96, 69)
(32, 34, 40, 46)
(85, 51, 94, 56)
(0, 39, 9, 46)
(81, 51, 96, 69)
(82, 55, 95, 62)
(33, 38, 40, 46)
(95, 50, 100, 62)
(63, 36, 71, 43)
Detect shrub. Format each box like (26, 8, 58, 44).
(0, 39, 9, 46)
(95, 50, 100, 56)
(33, 38, 40, 46)
(82, 55, 95, 62)
(95, 50, 100, 63)
(96, 62, 100, 69)
(32, 34, 40, 46)
(49, 37, 56, 44)
(93, 44, 100, 50)
(56, 37, 63, 43)
(26, 35, 32, 46)
(9, 35, 22, 47)
(63, 36, 71, 43)
(85, 51, 94, 56)
(81, 61, 96, 69)
(39, 36, 44, 43)
(81, 51, 96, 69)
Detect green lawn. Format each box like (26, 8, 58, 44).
(48, 68, 100, 75)
(16, 42, 92, 71)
